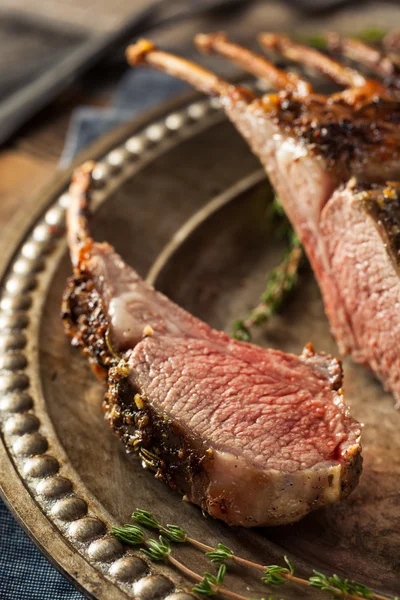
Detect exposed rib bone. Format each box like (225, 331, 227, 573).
(126, 39, 236, 98)
(327, 32, 399, 79)
(195, 32, 312, 96)
(67, 161, 94, 268)
(259, 32, 367, 88)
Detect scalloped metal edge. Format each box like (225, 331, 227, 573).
(0, 96, 228, 599)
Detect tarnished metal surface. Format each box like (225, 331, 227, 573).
(0, 87, 399, 599)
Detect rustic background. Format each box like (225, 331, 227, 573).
(0, 1, 399, 598)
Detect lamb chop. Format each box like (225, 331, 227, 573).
(62, 162, 361, 527)
(126, 35, 400, 407)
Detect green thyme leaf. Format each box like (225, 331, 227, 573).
(192, 576, 215, 596)
(192, 565, 226, 596)
(232, 320, 251, 342)
(216, 564, 227, 585)
(141, 536, 172, 561)
(116, 505, 394, 600)
(192, 565, 227, 596)
(132, 509, 160, 529)
(271, 194, 285, 217)
(283, 556, 295, 576)
(302, 34, 328, 48)
(357, 28, 387, 43)
(132, 509, 187, 542)
(309, 570, 374, 598)
(161, 524, 188, 543)
(262, 565, 289, 586)
(111, 524, 145, 546)
(232, 195, 303, 340)
(206, 543, 235, 564)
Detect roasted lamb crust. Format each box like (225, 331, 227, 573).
(260, 94, 400, 170)
(63, 276, 209, 489)
(62, 279, 218, 513)
(358, 181, 400, 269)
(62, 274, 362, 526)
(104, 363, 211, 496)
(62, 275, 116, 377)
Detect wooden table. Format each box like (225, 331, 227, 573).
(1, 0, 395, 234)
(0, 2, 257, 230)
(0, 79, 109, 229)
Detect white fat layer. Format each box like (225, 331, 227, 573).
(275, 137, 332, 272)
(197, 448, 346, 527)
(109, 291, 182, 345)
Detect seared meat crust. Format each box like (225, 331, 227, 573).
(62, 163, 362, 527)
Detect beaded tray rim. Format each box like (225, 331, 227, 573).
(0, 88, 249, 600)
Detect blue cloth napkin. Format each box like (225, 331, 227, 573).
(60, 69, 188, 167)
(0, 68, 187, 600)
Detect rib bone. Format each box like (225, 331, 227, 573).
(258, 32, 395, 106)
(327, 32, 400, 80)
(259, 32, 367, 88)
(67, 161, 94, 268)
(195, 32, 312, 96)
(125, 35, 400, 405)
(126, 39, 236, 98)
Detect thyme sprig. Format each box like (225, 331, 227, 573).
(232, 196, 304, 342)
(111, 524, 144, 545)
(309, 571, 380, 599)
(261, 557, 294, 585)
(133, 509, 188, 543)
(112, 522, 265, 600)
(206, 544, 234, 564)
(142, 536, 172, 561)
(193, 565, 227, 596)
(113, 509, 397, 600)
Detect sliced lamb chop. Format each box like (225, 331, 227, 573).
(62, 162, 362, 527)
(126, 35, 400, 406)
